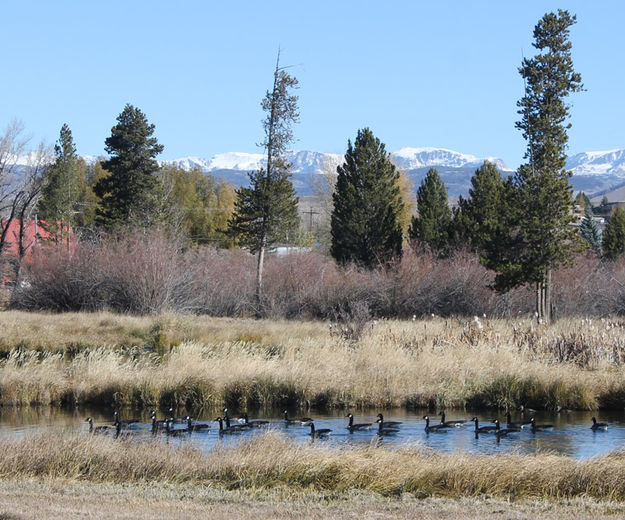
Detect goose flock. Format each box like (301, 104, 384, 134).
(85, 409, 609, 441)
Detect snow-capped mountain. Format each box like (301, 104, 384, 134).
(391, 147, 508, 171)
(159, 147, 625, 197)
(566, 149, 625, 177)
(165, 148, 507, 176)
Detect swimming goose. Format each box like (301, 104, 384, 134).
(529, 418, 554, 432)
(506, 412, 532, 429)
(85, 417, 112, 434)
(493, 419, 520, 437)
(283, 411, 313, 425)
(215, 416, 242, 435)
(346, 413, 372, 431)
(439, 411, 467, 427)
(113, 411, 139, 427)
(376, 418, 400, 435)
(309, 422, 332, 438)
(186, 416, 210, 432)
(239, 413, 269, 428)
(423, 415, 449, 433)
(471, 417, 498, 434)
(591, 417, 608, 431)
(165, 418, 188, 437)
(376, 413, 402, 427)
(167, 408, 186, 424)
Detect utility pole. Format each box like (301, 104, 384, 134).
(305, 207, 319, 232)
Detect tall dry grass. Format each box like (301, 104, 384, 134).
(2, 431, 625, 501)
(1, 312, 625, 410)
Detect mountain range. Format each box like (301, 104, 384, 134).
(9, 147, 625, 199)
(162, 147, 625, 198)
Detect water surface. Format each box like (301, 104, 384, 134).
(1, 407, 622, 459)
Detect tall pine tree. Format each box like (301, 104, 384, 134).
(227, 53, 300, 313)
(484, 10, 583, 323)
(602, 207, 625, 260)
(94, 104, 164, 228)
(330, 128, 403, 267)
(38, 124, 82, 246)
(409, 168, 451, 254)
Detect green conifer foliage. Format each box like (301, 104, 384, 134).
(603, 207, 625, 260)
(94, 104, 164, 228)
(38, 124, 82, 244)
(409, 168, 451, 254)
(330, 128, 403, 267)
(455, 161, 506, 252)
(484, 10, 583, 323)
(580, 205, 602, 253)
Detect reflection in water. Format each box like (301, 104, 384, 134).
(0, 407, 623, 459)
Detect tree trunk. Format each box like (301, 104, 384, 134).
(545, 268, 552, 324)
(255, 238, 266, 318)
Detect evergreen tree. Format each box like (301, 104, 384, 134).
(484, 10, 583, 323)
(455, 161, 507, 251)
(409, 168, 451, 254)
(602, 207, 625, 260)
(93, 104, 164, 228)
(330, 128, 403, 267)
(227, 53, 300, 312)
(574, 191, 591, 211)
(580, 205, 602, 253)
(38, 124, 82, 245)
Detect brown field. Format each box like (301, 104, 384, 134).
(1, 311, 625, 410)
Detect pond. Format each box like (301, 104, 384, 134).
(1, 407, 623, 459)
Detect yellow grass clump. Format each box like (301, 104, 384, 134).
(1, 311, 625, 410)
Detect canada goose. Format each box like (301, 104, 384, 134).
(85, 417, 112, 434)
(309, 422, 332, 438)
(493, 419, 520, 437)
(376, 418, 400, 435)
(423, 415, 448, 433)
(376, 413, 402, 427)
(222, 408, 249, 429)
(113, 411, 139, 427)
(529, 417, 554, 432)
(471, 417, 498, 434)
(164, 418, 187, 437)
(215, 417, 242, 434)
(439, 411, 467, 427)
(346, 413, 372, 431)
(239, 413, 269, 428)
(283, 411, 313, 425)
(167, 408, 186, 424)
(186, 416, 210, 432)
(506, 412, 532, 429)
(591, 417, 608, 431)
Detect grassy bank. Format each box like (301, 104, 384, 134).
(4, 478, 625, 520)
(1, 311, 625, 410)
(3, 432, 625, 504)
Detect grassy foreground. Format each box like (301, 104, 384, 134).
(1, 311, 625, 410)
(2, 432, 625, 519)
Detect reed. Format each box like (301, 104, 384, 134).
(1, 312, 625, 409)
(2, 431, 625, 501)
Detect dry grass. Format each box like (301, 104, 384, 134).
(1, 311, 625, 410)
(3, 478, 625, 520)
(3, 431, 625, 504)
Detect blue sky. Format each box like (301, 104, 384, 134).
(2, 1, 623, 168)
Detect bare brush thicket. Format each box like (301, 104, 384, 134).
(9, 230, 625, 319)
